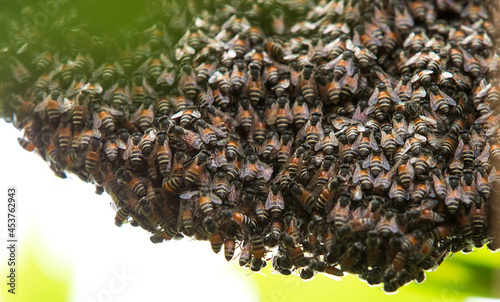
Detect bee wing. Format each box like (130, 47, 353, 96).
(103, 82, 118, 101)
(177, 29, 191, 47)
(93, 112, 103, 129)
(428, 92, 440, 112)
(362, 153, 373, 169)
(379, 152, 391, 170)
(488, 166, 499, 183)
(209, 193, 223, 205)
(462, 49, 477, 72)
(130, 104, 144, 123)
(296, 120, 310, 141)
(266, 100, 279, 126)
(440, 90, 456, 106)
(180, 191, 199, 199)
(477, 83, 492, 98)
(352, 163, 361, 184)
(325, 54, 343, 70)
(206, 122, 227, 138)
(183, 129, 202, 149)
(483, 33, 493, 47)
(369, 131, 379, 150)
(195, 125, 211, 145)
(351, 130, 363, 150)
(142, 78, 157, 98)
(346, 57, 355, 77)
(460, 33, 474, 45)
(216, 108, 237, 132)
(240, 160, 253, 179)
(343, 73, 358, 93)
(479, 142, 490, 162)
(104, 106, 123, 116)
(135, 57, 152, 74)
(406, 51, 423, 66)
(257, 161, 273, 182)
(374, 170, 391, 189)
(454, 137, 465, 159)
(368, 87, 379, 106)
(171, 109, 186, 120)
(459, 186, 472, 205)
(157, 68, 176, 85)
(403, 32, 416, 48)
(34, 98, 49, 113)
(123, 138, 133, 160)
(315, 125, 325, 151)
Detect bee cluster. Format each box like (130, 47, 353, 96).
(1, 0, 500, 292)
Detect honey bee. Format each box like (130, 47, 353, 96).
(178, 65, 199, 100)
(355, 127, 380, 157)
(326, 190, 350, 229)
(353, 161, 374, 191)
(267, 96, 293, 132)
(93, 58, 125, 85)
(224, 238, 236, 261)
(17, 137, 36, 152)
(161, 151, 186, 193)
(34, 90, 63, 124)
(102, 77, 131, 110)
(297, 63, 317, 103)
(123, 132, 145, 167)
(375, 210, 399, 238)
(235, 97, 256, 132)
(461, 0, 488, 23)
(180, 186, 222, 218)
(394, 2, 415, 35)
(296, 112, 324, 151)
(241, 153, 273, 182)
(427, 84, 456, 114)
(171, 125, 203, 150)
(116, 168, 146, 198)
(239, 241, 252, 267)
(445, 174, 470, 214)
(228, 63, 246, 94)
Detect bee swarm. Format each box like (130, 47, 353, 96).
(1, 0, 500, 293)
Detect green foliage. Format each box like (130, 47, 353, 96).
(250, 248, 500, 302)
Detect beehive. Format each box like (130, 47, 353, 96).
(0, 0, 499, 292)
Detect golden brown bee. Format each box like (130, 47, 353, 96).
(397, 156, 414, 189)
(34, 90, 63, 124)
(445, 174, 470, 214)
(116, 168, 146, 198)
(235, 98, 256, 132)
(224, 238, 236, 261)
(267, 96, 293, 132)
(209, 232, 223, 254)
(326, 50, 355, 80)
(394, 2, 415, 35)
(265, 183, 285, 218)
(17, 137, 36, 152)
(161, 151, 186, 193)
(297, 112, 324, 151)
(353, 161, 373, 191)
(183, 151, 209, 187)
(326, 190, 350, 229)
(178, 65, 199, 100)
(114, 207, 130, 227)
(123, 132, 145, 167)
(298, 64, 317, 103)
(238, 241, 252, 267)
(461, 0, 488, 23)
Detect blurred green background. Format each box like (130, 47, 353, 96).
(0, 1, 499, 301)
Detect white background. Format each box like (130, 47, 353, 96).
(0, 120, 259, 302)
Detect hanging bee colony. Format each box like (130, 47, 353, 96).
(1, 0, 499, 292)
